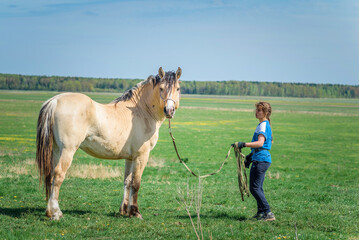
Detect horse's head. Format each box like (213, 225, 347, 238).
(155, 67, 182, 119)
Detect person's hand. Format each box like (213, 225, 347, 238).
(231, 142, 246, 149)
(237, 142, 246, 149)
(245, 152, 253, 168)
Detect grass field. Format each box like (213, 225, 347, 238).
(0, 90, 358, 239)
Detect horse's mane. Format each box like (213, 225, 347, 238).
(113, 71, 177, 103)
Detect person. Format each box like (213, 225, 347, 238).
(232, 101, 275, 221)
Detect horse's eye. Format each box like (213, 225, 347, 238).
(160, 88, 163, 92)
(177, 88, 180, 91)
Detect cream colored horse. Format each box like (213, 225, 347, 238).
(36, 67, 182, 220)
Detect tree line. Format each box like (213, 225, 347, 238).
(0, 73, 358, 98)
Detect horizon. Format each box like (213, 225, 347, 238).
(1, 0, 358, 85)
(1, 72, 357, 87)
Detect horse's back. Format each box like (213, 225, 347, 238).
(54, 92, 95, 120)
(54, 92, 93, 105)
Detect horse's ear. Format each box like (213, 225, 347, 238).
(176, 67, 182, 79)
(158, 67, 165, 79)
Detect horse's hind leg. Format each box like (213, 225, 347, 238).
(120, 160, 132, 215)
(46, 146, 75, 220)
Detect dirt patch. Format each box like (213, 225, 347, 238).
(181, 106, 359, 116)
(0, 99, 44, 104)
(67, 163, 122, 179)
(268, 171, 280, 179)
(1, 159, 37, 178)
(182, 106, 253, 113)
(147, 157, 165, 168)
(0, 159, 123, 180)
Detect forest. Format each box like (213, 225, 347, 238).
(1, 73, 358, 98)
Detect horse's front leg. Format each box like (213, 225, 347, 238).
(129, 153, 149, 219)
(120, 160, 132, 215)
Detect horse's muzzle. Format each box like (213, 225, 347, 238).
(164, 106, 175, 118)
(163, 98, 176, 118)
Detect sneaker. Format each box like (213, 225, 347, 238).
(263, 212, 276, 221)
(251, 212, 264, 220)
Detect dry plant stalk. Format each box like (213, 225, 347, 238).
(176, 177, 205, 240)
(295, 222, 298, 240)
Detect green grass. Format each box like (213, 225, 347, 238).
(0, 90, 359, 239)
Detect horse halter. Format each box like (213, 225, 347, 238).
(160, 90, 177, 105)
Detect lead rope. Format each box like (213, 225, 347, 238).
(168, 119, 250, 200)
(234, 145, 250, 201)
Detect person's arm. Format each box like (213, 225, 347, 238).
(245, 134, 265, 148)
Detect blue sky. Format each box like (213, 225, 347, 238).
(1, 0, 358, 85)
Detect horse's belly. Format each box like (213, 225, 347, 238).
(79, 138, 130, 160)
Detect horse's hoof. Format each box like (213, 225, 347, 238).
(136, 212, 143, 220)
(47, 210, 63, 220)
(129, 206, 143, 219)
(119, 204, 128, 216)
(120, 209, 128, 216)
(115, 211, 127, 218)
(130, 212, 143, 220)
(50, 215, 62, 221)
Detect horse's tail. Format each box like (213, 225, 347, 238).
(36, 97, 57, 200)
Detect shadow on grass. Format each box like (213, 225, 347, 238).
(0, 207, 91, 219)
(0, 207, 43, 218)
(177, 212, 248, 221)
(107, 211, 134, 218)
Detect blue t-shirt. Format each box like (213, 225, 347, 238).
(251, 120, 272, 163)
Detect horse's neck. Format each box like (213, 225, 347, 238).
(129, 85, 165, 123)
(139, 93, 164, 123)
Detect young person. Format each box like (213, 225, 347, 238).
(233, 101, 275, 221)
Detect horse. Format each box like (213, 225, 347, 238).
(36, 67, 182, 220)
